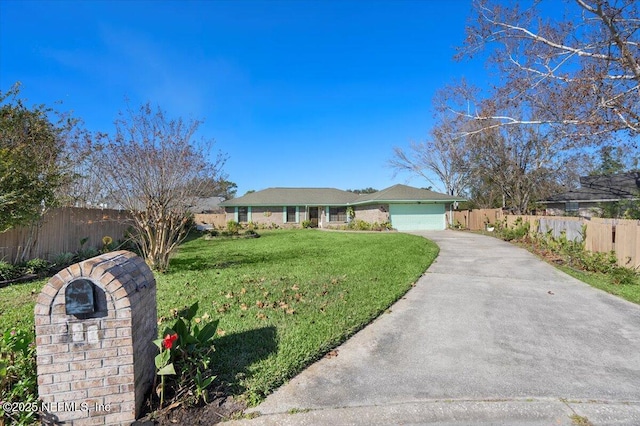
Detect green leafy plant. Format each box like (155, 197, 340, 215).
(0, 328, 38, 425)
(346, 206, 355, 221)
(23, 258, 51, 275)
(0, 258, 51, 283)
(301, 220, 313, 229)
(345, 219, 393, 232)
(52, 252, 75, 268)
(511, 222, 638, 287)
(610, 266, 637, 286)
(0, 261, 20, 281)
(154, 302, 218, 408)
(226, 221, 241, 235)
(496, 217, 530, 241)
(154, 333, 177, 408)
(74, 237, 99, 261)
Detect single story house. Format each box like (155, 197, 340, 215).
(541, 172, 639, 217)
(219, 184, 465, 231)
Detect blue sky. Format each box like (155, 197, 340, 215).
(0, 0, 485, 196)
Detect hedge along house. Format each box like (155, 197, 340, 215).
(219, 184, 465, 231)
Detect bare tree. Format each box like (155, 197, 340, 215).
(454, 0, 640, 149)
(390, 119, 471, 197)
(90, 103, 227, 271)
(464, 123, 568, 213)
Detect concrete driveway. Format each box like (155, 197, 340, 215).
(227, 231, 640, 425)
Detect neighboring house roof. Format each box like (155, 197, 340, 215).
(190, 196, 225, 213)
(220, 184, 464, 207)
(351, 184, 465, 205)
(219, 188, 359, 207)
(542, 172, 640, 203)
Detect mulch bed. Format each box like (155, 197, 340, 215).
(134, 396, 247, 425)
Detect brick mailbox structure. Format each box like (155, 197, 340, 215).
(35, 251, 157, 425)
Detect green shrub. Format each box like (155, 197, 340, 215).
(525, 225, 638, 285)
(154, 302, 218, 408)
(0, 262, 20, 281)
(610, 266, 638, 286)
(75, 247, 99, 261)
(496, 217, 530, 241)
(301, 220, 313, 229)
(345, 219, 393, 232)
(244, 229, 260, 239)
(226, 221, 241, 235)
(52, 252, 75, 267)
(23, 258, 51, 275)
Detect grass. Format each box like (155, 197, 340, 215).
(0, 279, 45, 332)
(558, 266, 640, 304)
(0, 229, 438, 405)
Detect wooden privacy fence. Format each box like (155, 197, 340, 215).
(193, 213, 227, 229)
(453, 209, 640, 269)
(0, 207, 133, 263)
(585, 218, 640, 269)
(452, 209, 503, 230)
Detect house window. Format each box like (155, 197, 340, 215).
(329, 207, 347, 222)
(238, 207, 248, 222)
(285, 206, 297, 223)
(565, 202, 579, 212)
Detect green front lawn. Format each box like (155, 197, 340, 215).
(558, 266, 640, 305)
(0, 230, 437, 404)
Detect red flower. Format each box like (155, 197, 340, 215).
(162, 333, 178, 350)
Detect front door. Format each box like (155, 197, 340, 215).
(309, 207, 319, 227)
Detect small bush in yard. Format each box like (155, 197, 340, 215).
(0, 262, 20, 281)
(226, 221, 241, 235)
(610, 266, 637, 286)
(52, 252, 75, 268)
(511, 223, 639, 287)
(496, 217, 530, 241)
(23, 258, 51, 275)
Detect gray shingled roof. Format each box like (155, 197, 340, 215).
(351, 184, 465, 204)
(189, 196, 225, 213)
(543, 172, 640, 203)
(219, 188, 358, 207)
(220, 184, 464, 207)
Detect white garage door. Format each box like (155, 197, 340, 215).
(390, 204, 446, 231)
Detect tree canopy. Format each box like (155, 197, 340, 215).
(0, 85, 78, 232)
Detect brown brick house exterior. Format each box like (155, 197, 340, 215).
(220, 185, 464, 231)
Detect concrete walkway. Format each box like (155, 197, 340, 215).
(226, 231, 640, 425)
